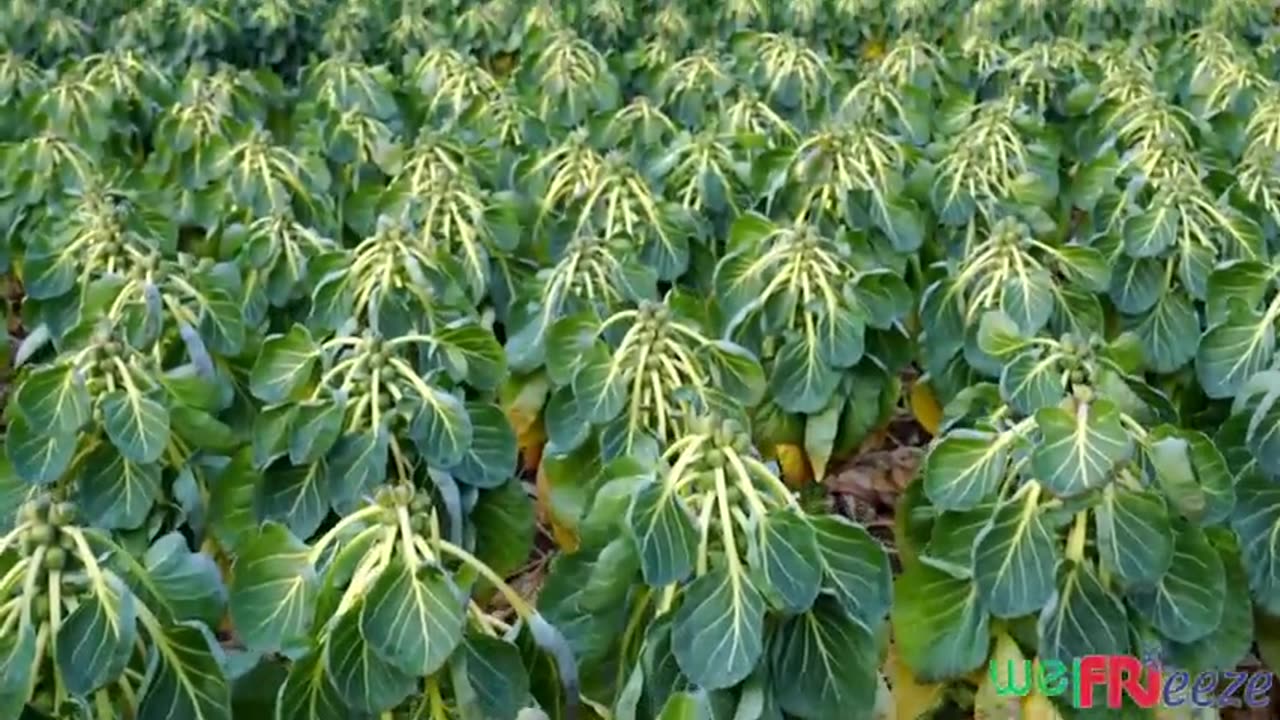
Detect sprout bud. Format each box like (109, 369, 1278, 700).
(44, 547, 66, 571)
(29, 524, 54, 546)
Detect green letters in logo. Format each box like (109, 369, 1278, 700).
(988, 659, 1070, 697)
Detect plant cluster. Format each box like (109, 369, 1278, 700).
(1, 0, 1280, 719)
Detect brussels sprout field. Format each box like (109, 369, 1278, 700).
(2, 0, 1280, 718)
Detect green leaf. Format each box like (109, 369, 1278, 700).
(769, 335, 840, 415)
(1095, 486, 1173, 588)
(325, 604, 416, 713)
(1205, 260, 1272, 326)
(1031, 400, 1131, 497)
(14, 363, 91, 434)
(816, 302, 866, 368)
(253, 405, 297, 469)
(1000, 268, 1054, 334)
(1128, 521, 1225, 643)
(250, 324, 319, 403)
(803, 401, 840, 481)
(856, 271, 913, 329)
(435, 324, 507, 391)
(230, 523, 317, 657)
(1168, 530, 1254, 674)
(1109, 255, 1163, 315)
(172, 407, 236, 452)
(461, 635, 530, 720)
(1183, 430, 1235, 526)
(55, 572, 137, 695)
(875, 195, 925, 253)
(472, 479, 536, 582)
(326, 430, 388, 503)
(573, 341, 628, 424)
(972, 487, 1060, 617)
(925, 505, 995, 573)
(656, 691, 711, 720)
(142, 533, 226, 627)
(999, 350, 1065, 415)
(923, 430, 1007, 511)
(704, 341, 766, 406)
(289, 399, 345, 465)
(22, 250, 75, 300)
(0, 623, 34, 701)
(672, 568, 766, 690)
(199, 291, 247, 356)
(1055, 245, 1111, 293)
(410, 389, 473, 468)
(259, 462, 329, 540)
(770, 597, 878, 720)
(275, 648, 357, 720)
(101, 389, 170, 464)
(447, 403, 515, 488)
(6, 412, 76, 484)
(1149, 433, 1207, 521)
(77, 443, 161, 530)
(137, 622, 232, 720)
(891, 563, 990, 682)
(1133, 291, 1199, 373)
(360, 557, 465, 676)
(627, 481, 697, 587)
(1196, 301, 1275, 400)
(1232, 472, 1280, 615)
(544, 313, 599, 387)
(755, 509, 822, 613)
(1036, 561, 1129, 665)
(1123, 205, 1178, 258)
(208, 450, 261, 551)
(976, 310, 1025, 358)
(811, 515, 892, 628)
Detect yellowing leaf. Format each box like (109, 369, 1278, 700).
(775, 443, 813, 488)
(909, 380, 942, 437)
(535, 461, 578, 551)
(1023, 693, 1067, 720)
(885, 644, 945, 720)
(500, 374, 549, 472)
(975, 633, 1027, 720)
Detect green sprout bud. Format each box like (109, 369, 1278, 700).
(29, 524, 54, 546)
(50, 502, 76, 526)
(705, 448, 725, 469)
(689, 416, 712, 435)
(44, 547, 66, 571)
(375, 486, 394, 508)
(394, 484, 413, 506)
